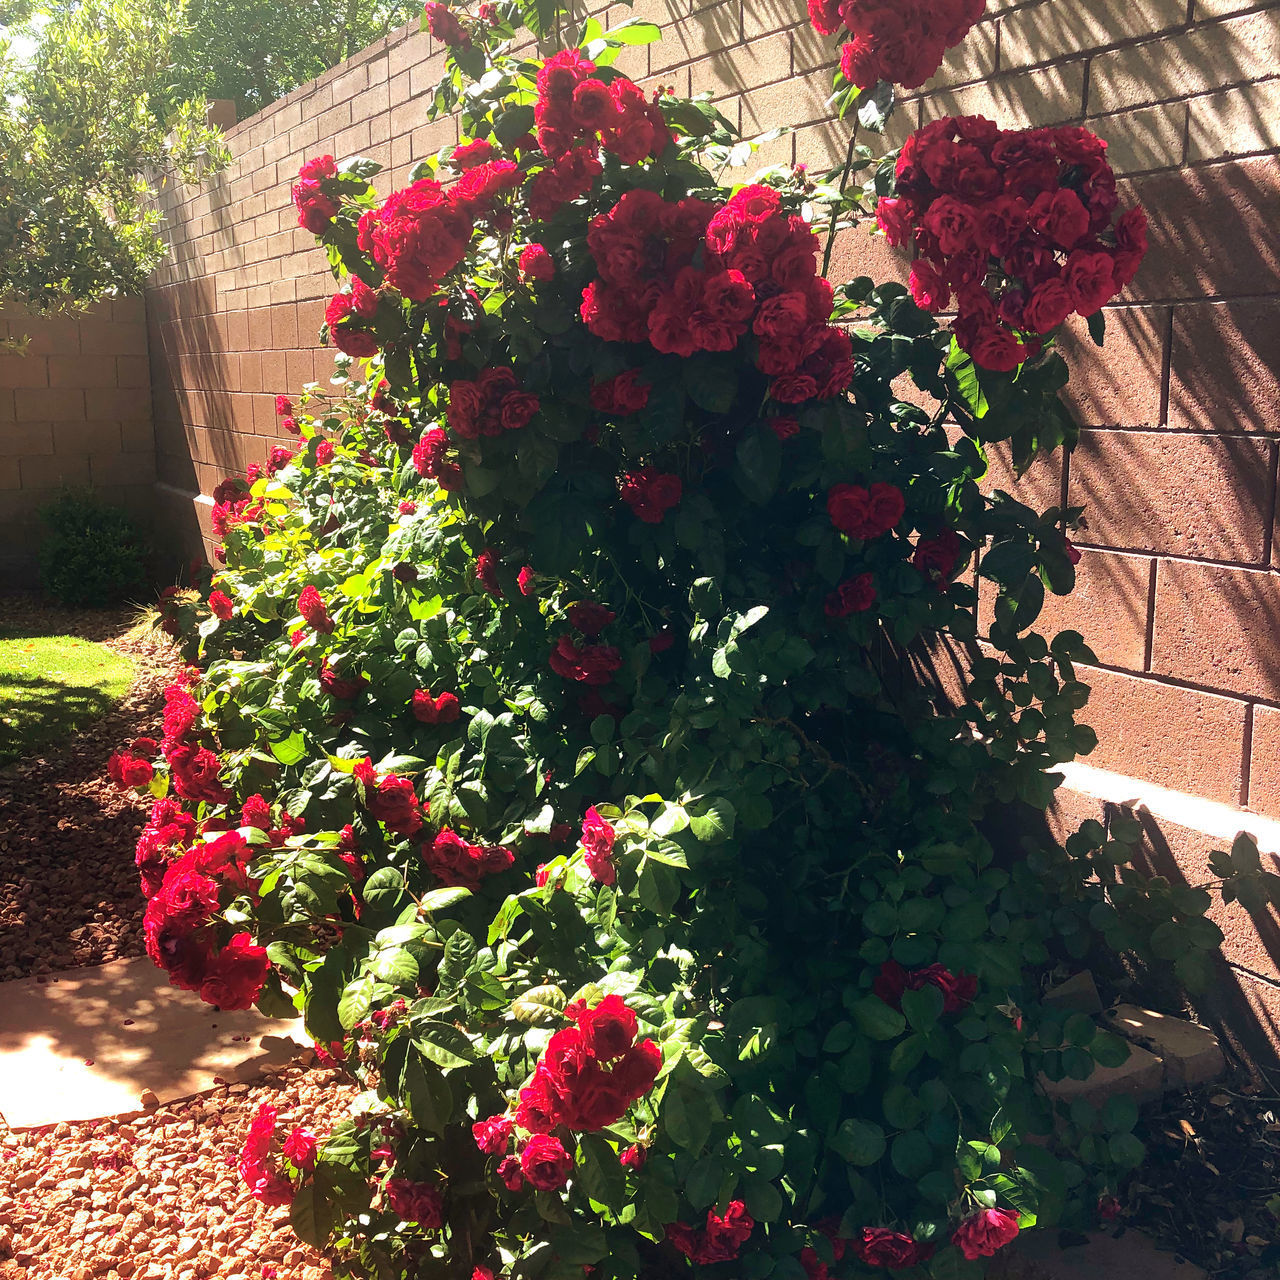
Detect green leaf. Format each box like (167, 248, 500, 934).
(412, 1020, 479, 1070)
(1107, 1132, 1145, 1168)
(946, 340, 989, 418)
(663, 1080, 712, 1152)
(891, 1129, 933, 1179)
(576, 1134, 625, 1209)
(403, 1050, 453, 1135)
(289, 1180, 333, 1248)
(512, 984, 568, 1024)
(1086, 310, 1106, 346)
(830, 1118, 886, 1167)
(851, 995, 907, 1041)
(856, 79, 895, 133)
(901, 984, 944, 1033)
(734, 427, 782, 504)
(689, 797, 735, 843)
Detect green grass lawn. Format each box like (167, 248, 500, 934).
(0, 634, 135, 765)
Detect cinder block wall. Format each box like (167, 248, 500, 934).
(0, 300, 155, 588)
(145, 0, 1280, 793)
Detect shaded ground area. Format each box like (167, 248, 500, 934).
(1131, 1080, 1280, 1278)
(0, 594, 176, 982)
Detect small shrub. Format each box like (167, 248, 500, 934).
(38, 489, 149, 608)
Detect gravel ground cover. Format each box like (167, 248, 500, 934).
(0, 595, 353, 1280)
(0, 1065, 357, 1280)
(0, 596, 171, 981)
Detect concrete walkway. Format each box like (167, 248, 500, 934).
(0, 957, 307, 1128)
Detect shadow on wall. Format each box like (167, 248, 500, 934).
(908, 631, 1280, 1080)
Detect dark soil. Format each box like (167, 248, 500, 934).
(0, 593, 179, 982)
(1129, 1078, 1280, 1278)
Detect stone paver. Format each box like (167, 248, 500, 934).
(0, 957, 307, 1128)
(1040, 1043, 1165, 1107)
(1002, 1229, 1207, 1280)
(1104, 1005, 1226, 1089)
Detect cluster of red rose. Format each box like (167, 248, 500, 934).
(209, 475, 261, 547)
(534, 49, 669, 170)
(445, 367, 541, 438)
(411, 427, 463, 491)
(807, 0, 984, 90)
(470, 997, 660, 1194)
(877, 115, 1148, 371)
(667, 1202, 756, 1264)
(293, 148, 523, 357)
(581, 185, 854, 406)
(139, 833, 269, 1011)
(515, 994, 661, 1132)
(239, 1102, 317, 1207)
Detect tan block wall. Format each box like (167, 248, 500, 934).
(0, 300, 155, 588)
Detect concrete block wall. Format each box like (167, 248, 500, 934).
(0, 300, 155, 588)
(144, 2, 1280, 799)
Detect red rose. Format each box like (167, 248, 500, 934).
(412, 689, 461, 724)
(386, 1178, 445, 1226)
(966, 324, 1027, 371)
(620, 1144, 646, 1170)
(199, 933, 269, 1011)
(499, 390, 540, 430)
(827, 482, 904, 539)
(590, 370, 650, 415)
(952, 1208, 1020, 1261)
(519, 1134, 572, 1191)
(913, 528, 967, 585)
(297, 584, 334, 634)
(425, 829, 514, 889)
(497, 1155, 524, 1189)
(282, 1127, 317, 1171)
(355, 758, 424, 836)
(875, 196, 915, 248)
(208, 590, 234, 620)
(1064, 249, 1117, 316)
(807, 0, 841, 35)
(424, 1, 469, 47)
(518, 243, 555, 282)
(1028, 187, 1089, 249)
(909, 259, 950, 312)
(320, 662, 367, 701)
(1022, 277, 1076, 333)
(239, 1103, 293, 1206)
(620, 467, 682, 523)
(565, 994, 637, 1061)
(108, 749, 154, 790)
(851, 1228, 934, 1269)
(825, 574, 876, 618)
(922, 195, 981, 255)
(275, 395, 293, 417)
(476, 548, 503, 598)
(567, 602, 616, 638)
(549, 636, 622, 686)
(472, 1115, 514, 1155)
(452, 138, 494, 169)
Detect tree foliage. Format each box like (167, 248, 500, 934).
(0, 0, 228, 309)
(168, 0, 422, 117)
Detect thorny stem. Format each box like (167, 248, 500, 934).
(820, 121, 861, 281)
(754, 714, 872, 796)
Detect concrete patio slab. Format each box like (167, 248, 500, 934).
(0, 957, 308, 1128)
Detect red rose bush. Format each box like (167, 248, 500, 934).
(113, 9, 1233, 1280)
(877, 115, 1147, 370)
